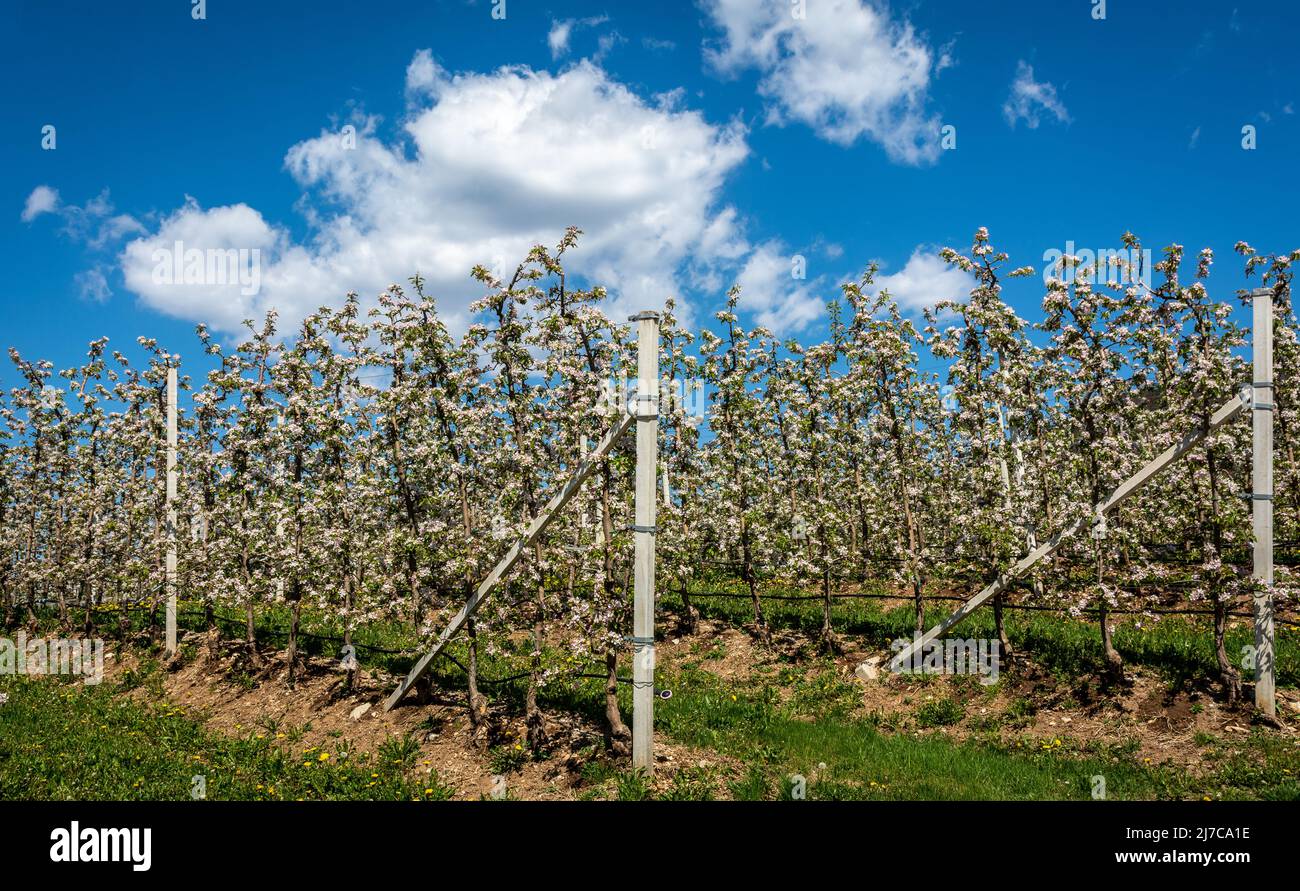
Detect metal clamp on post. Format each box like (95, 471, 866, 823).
(1241, 492, 1274, 501)
(624, 635, 655, 649)
(629, 524, 657, 535)
(627, 393, 659, 421)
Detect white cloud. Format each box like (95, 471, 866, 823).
(732, 241, 826, 333)
(548, 21, 574, 58)
(22, 188, 145, 299)
(1188, 126, 1202, 149)
(404, 49, 440, 97)
(120, 56, 750, 334)
(873, 247, 974, 313)
(593, 31, 626, 63)
(30, 188, 146, 248)
(547, 15, 611, 60)
(74, 266, 113, 303)
(21, 185, 60, 222)
(702, 0, 945, 164)
(121, 200, 291, 331)
(1003, 60, 1070, 129)
(92, 213, 147, 249)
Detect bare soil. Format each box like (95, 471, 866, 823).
(91, 610, 1299, 799)
(652, 617, 1299, 778)
(103, 632, 733, 800)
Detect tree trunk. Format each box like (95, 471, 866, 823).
(993, 591, 1012, 660)
(679, 577, 698, 635)
(912, 572, 925, 636)
(741, 518, 769, 642)
(525, 545, 547, 752)
(1204, 448, 1241, 705)
(818, 562, 838, 653)
(244, 600, 261, 669)
(466, 618, 489, 749)
(604, 648, 631, 756)
(81, 581, 95, 639)
(286, 595, 301, 687)
(342, 568, 357, 692)
(1098, 598, 1123, 682)
(1213, 597, 1241, 705)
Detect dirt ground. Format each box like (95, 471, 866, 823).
(653, 616, 1300, 777)
(95, 613, 1300, 799)
(104, 633, 731, 800)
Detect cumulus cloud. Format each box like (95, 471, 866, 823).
(121, 200, 291, 331)
(702, 0, 946, 164)
(731, 241, 828, 333)
(873, 247, 974, 313)
(21, 185, 60, 222)
(119, 54, 750, 334)
(1003, 60, 1070, 129)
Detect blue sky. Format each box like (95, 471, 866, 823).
(2, 0, 1296, 381)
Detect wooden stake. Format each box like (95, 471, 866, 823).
(630, 311, 660, 773)
(1252, 287, 1276, 718)
(164, 365, 178, 657)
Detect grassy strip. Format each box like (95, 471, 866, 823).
(662, 577, 1300, 688)
(652, 664, 1300, 801)
(0, 672, 453, 801)
(34, 570, 1300, 690)
(2, 644, 1295, 801)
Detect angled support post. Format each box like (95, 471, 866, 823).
(886, 387, 1252, 671)
(629, 311, 660, 773)
(1252, 287, 1276, 718)
(383, 407, 635, 712)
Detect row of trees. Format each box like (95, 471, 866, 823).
(2, 228, 1296, 749)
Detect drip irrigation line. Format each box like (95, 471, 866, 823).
(77, 602, 406, 655)
(680, 589, 1295, 620)
(192, 610, 408, 655)
(417, 650, 638, 688)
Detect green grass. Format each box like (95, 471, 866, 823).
(663, 574, 1300, 688)
(0, 673, 453, 801)
(8, 575, 1298, 802)
(653, 664, 1300, 801)
(36, 570, 1300, 699)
